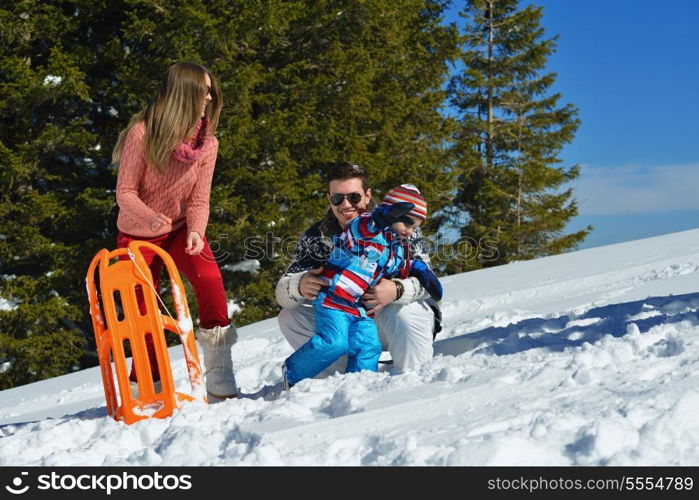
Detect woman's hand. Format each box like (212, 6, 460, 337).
(149, 213, 172, 233)
(185, 231, 205, 255)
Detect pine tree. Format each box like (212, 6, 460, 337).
(444, 0, 590, 273)
(0, 0, 458, 388)
(217, 0, 459, 323)
(0, 1, 103, 388)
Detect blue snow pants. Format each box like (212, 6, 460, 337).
(284, 293, 382, 386)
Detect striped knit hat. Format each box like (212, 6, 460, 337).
(380, 184, 427, 220)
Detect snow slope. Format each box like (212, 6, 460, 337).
(2, 229, 699, 466)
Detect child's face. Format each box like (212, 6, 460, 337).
(391, 215, 422, 240)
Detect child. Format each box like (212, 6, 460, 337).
(283, 184, 442, 388)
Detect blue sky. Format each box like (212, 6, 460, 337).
(445, 0, 699, 249)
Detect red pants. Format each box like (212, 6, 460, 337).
(117, 225, 230, 382)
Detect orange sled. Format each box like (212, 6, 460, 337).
(86, 241, 206, 424)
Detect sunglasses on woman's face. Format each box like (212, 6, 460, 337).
(329, 192, 364, 206)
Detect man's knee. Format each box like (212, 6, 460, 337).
(375, 301, 435, 370)
(277, 306, 315, 350)
(377, 301, 435, 341)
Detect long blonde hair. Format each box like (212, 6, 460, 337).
(112, 61, 222, 172)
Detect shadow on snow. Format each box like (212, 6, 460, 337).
(434, 292, 699, 358)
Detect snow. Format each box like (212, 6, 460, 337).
(222, 259, 260, 275)
(227, 300, 242, 317)
(0, 297, 18, 311)
(2, 229, 699, 465)
(43, 75, 62, 86)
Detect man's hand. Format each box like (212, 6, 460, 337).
(299, 267, 329, 300)
(185, 231, 205, 255)
(361, 278, 398, 314)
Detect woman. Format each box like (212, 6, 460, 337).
(112, 61, 237, 402)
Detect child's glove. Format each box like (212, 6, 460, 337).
(371, 202, 415, 229)
(409, 260, 443, 301)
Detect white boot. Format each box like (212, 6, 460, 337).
(196, 324, 238, 402)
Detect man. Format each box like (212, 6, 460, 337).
(275, 162, 441, 374)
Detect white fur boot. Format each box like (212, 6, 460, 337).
(196, 324, 238, 402)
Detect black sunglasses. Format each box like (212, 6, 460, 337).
(396, 215, 418, 227)
(329, 192, 364, 206)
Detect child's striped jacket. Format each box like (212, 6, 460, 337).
(319, 212, 411, 317)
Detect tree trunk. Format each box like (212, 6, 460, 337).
(486, 0, 494, 170)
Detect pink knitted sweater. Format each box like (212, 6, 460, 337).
(115, 120, 219, 238)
